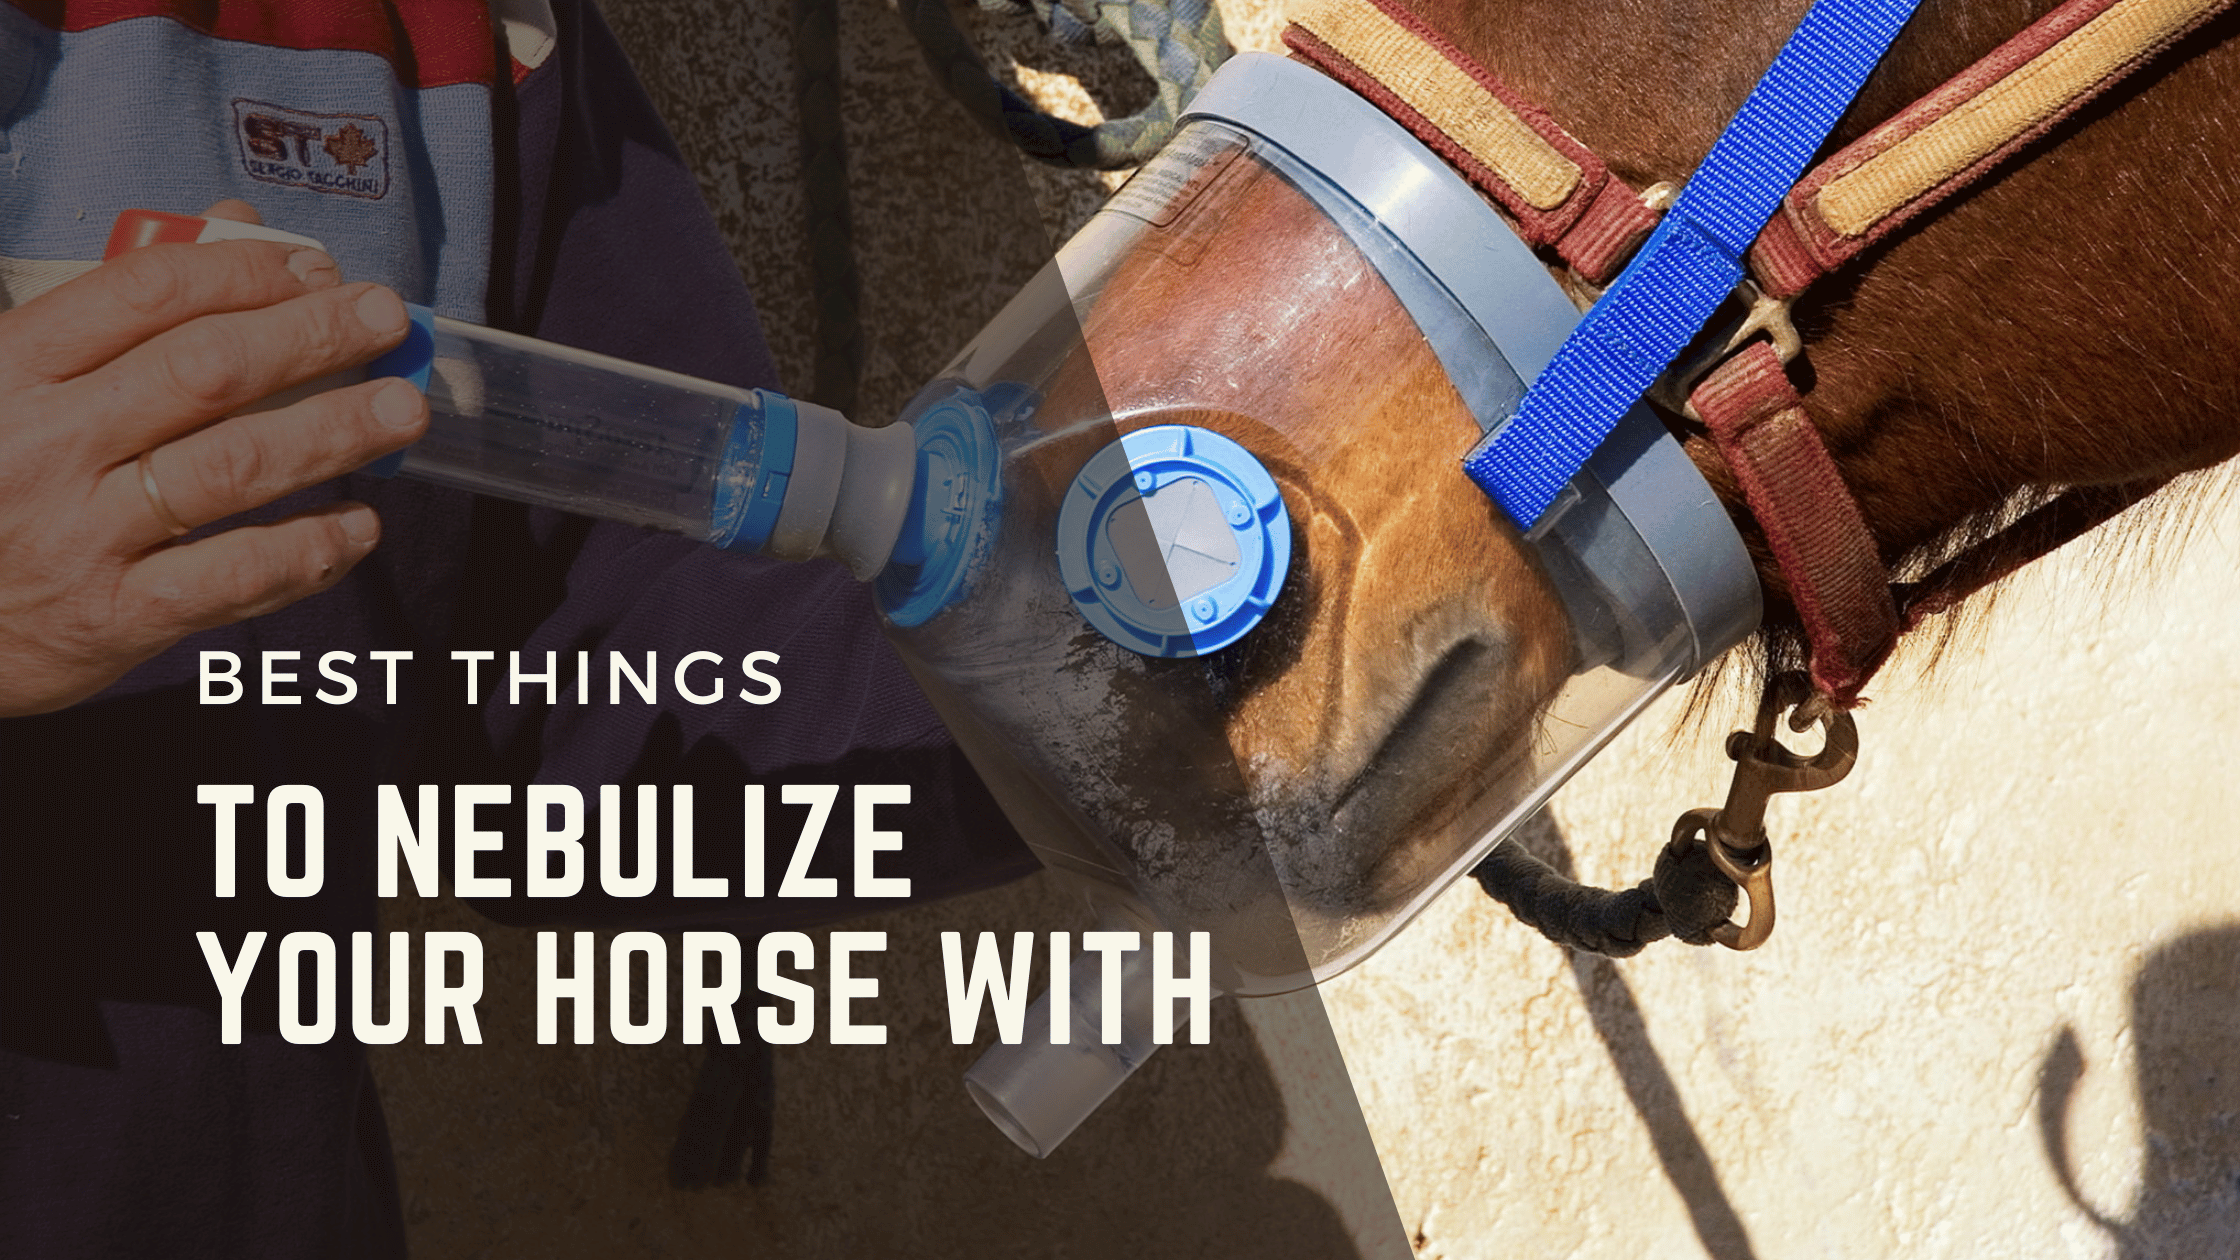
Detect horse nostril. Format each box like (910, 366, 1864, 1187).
(1332, 634, 1496, 815)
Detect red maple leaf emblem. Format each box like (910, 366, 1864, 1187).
(322, 124, 379, 175)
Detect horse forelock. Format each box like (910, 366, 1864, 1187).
(1400, 0, 2240, 688)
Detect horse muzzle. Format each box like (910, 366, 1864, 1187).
(878, 53, 1762, 1153)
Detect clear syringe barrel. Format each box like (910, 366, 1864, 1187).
(385, 315, 750, 538)
(369, 307, 917, 578)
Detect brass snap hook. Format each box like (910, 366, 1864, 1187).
(1667, 673, 1858, 951)
(1667, 808, 1776, 950)
(1708, 837, 1775, 950)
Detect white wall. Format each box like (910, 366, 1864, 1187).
(1323, 499, 2240, 1257)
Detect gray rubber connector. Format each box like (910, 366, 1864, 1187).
(824, 420, 918, 580)
(763, 399, 919, 580)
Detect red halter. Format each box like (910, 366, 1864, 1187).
(1285, 0, 2234, 708)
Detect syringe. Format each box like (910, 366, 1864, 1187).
(106, 210, 919, 580)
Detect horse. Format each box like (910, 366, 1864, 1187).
(879, 0, 2240, 978)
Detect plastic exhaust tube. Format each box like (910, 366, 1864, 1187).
(962, 916, 1199, 1158)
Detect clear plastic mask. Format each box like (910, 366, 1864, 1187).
(147, 53, 1761, 1156)
(879, 55, 1760, 997)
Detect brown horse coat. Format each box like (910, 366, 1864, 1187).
(1404, 0, 2239, 641)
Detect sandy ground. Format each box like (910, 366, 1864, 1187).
(371, 2, 2240, 1255)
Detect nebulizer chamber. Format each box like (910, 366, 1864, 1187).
(885, 53, 1761, 986)
(348, 52, 1756, 1157)
(373, 314, 917, 578)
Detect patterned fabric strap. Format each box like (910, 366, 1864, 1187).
(1283, 0, 1659, 283)
(1751, 0, 2237, 297)
(898, 0, 1231, 169)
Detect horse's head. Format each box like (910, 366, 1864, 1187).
(1408, 0, 2240, 630)
(890, 0, 2238, 985)
(890, 126, 1618, 981)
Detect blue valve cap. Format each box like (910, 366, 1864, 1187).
(1056, 424, 1292, 658)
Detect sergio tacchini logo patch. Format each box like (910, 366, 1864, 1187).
(230, 99, 391, 200)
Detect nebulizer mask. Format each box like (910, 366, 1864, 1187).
(886, 54, 1758, 1153)
(126, 51, 1758, 1157)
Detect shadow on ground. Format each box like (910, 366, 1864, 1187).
(376, 877, 1363, 1257)
(1508, 809, 1760, 1260)
(2040, 924, 2240, 1256)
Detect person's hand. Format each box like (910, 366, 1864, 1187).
(0, 202, 429, 716)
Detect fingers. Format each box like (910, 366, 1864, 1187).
(123, 501, 384, 643)
(98, 376, 428, 552)
(0, 203, 418, 715)
(71, 281, 412, 460)
(203, 200, 264, 225)
(0, 237, 343, 387)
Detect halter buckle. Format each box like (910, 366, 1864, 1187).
(1647, 277, 1802, 421)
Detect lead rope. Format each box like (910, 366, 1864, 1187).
(895, 0, 1231, 169)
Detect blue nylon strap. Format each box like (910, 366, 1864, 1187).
(1463, 0, 1923, 528)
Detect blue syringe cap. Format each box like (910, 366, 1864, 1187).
(361, 303, 435, 478)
